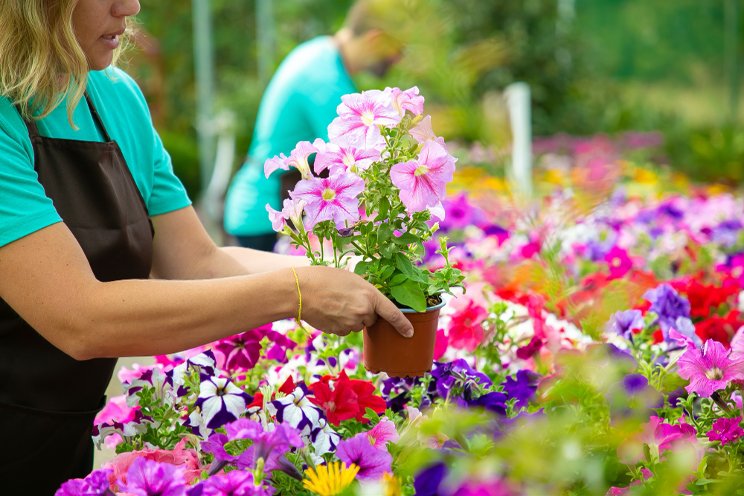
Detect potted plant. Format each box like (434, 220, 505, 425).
(264, 86, 464, 376)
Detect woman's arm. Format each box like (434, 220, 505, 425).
(0, 211, 412, 361)
(148, 206, 308, 280)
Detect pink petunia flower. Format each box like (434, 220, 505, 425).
(291, 172, 365, 229)
(409, 114, 447, 147)
(677, 339, 744, 397)
(730, 327, 744, 361)
(386, 86, 425, 117)
(104, 439, 202, 490)
(433, 328, 449, 360)
(707, 416, 744, 446)
(313, 142, 380, 175)
(368, 418, 399, 449)
(328, 89, 399, 149)
(390, 140, 456, 214)
(264, 140, 317, 179)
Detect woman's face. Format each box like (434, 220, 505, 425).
(71, 0, 140, 70)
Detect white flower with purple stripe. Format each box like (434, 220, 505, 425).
(168, 350, 218, 396)
(193, 375, 251, 431)
(267, 385, 324, 436)
(310, 418, 341, 456)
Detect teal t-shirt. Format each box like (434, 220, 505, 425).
(0, 67, 191, 248)
(223, 36, 356, 236)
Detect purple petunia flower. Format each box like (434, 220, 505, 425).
(124, 458, 187, 496)
(413, 461, 447, 496)
(55, 469, 113, 496)
(643, 284, 691, 334)
(623, 374, 649, 393)
(502, 370, 539, 409)
(609, 309, 644, 339)
(336, 432, 392, 480)
(707, 417, 744, 446)
(431, 359, 492, 401)
(469, 391, 508, 415)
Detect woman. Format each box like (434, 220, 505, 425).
(0, 0, 412, 492)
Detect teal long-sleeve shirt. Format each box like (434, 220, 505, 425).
(224, 36, 356, 236)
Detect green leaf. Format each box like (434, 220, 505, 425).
(363, 407, 381, 424)
(377, 222, 393, 245)
(353, 260, 370, 277)
(395, 253, 426, 282)
(390, 280, 427, 312)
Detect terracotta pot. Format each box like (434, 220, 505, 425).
(363, 300, 445, 377)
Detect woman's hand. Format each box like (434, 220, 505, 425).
(295, 266, 414, 338)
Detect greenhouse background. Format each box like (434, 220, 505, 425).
(126, 0, 742, 213)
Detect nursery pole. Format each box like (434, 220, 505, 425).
(724, 0, 740, 122)
(192, 0, 216, 194)
(256, 0, 276, 84)
(505, 82, 533, 198)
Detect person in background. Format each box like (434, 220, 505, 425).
(223, 0, 404, 251)
(0, 1, 412, 492)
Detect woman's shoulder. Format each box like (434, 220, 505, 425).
(0, 96, 32, 150)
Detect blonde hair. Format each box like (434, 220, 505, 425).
(0, 0, 130, 122)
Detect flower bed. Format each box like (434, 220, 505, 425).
(58, 130, 744, 494)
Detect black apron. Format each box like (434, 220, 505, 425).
(0, 94, 154, 493)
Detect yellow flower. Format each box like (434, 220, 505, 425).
(303, 461, 360, 496)
(383, 472, 402, 496)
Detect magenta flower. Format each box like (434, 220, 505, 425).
(707, 417, 744, 446)
(603, 245, 632, 279)
(197, 470, 273, 496)
(123, 458, 186, 496)
(647, 416, 697, 453)
(336, 432, 392, 480)
(55, 469, 113, 496)
(313, 142, 380, 175)
(677, 339, 744, 397)
(213, 326, 268, 372)
(328, 89, 399, 149)
(291, 172, 365, 229)
(390, 140, 456, 214)
(264, 141, 317, 179)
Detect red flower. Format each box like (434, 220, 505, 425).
(447, 299, 487, 351)
(309, 371, 386, 425)
(671, 276, 738, 319)
(695, 311, 744, 347)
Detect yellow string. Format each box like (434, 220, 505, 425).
(290, 267, 302, 324)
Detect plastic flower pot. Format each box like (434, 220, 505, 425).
(363, 299, 445, 377)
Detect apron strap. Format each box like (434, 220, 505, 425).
(13, 93, 111, 142)
(13, 105, 41, 139)
(84, 93, 112, 143)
